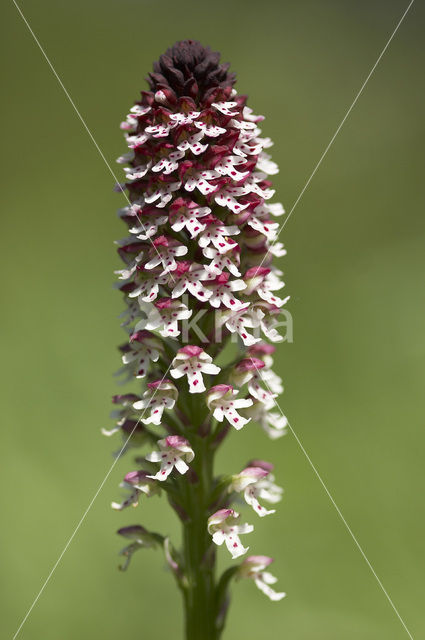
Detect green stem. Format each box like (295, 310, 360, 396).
(177, 316, 231, 639)
(182, 436, 219, 640)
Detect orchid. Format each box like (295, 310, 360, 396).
(145, 435, 195, 481)
(206, 384, 252, 430)
(238, 556, 286, 601)
(170, 345, 220, 393)
(107, 40, 289, 640)
(230, 465, 283, 517)
(133, 379, 178, 425)
(207, 509, 253, 559)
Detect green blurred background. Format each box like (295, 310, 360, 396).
(1, 0, 424, 638)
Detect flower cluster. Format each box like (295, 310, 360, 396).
(108, 40, 287, 637)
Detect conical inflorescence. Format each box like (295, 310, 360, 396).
(107, 40, 288, 639)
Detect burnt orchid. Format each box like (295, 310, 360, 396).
(108, 40, 288, 639)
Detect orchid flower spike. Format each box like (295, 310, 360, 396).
(108, 39, 289, 638)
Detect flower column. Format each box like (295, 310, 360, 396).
(109, 40, 288, 640)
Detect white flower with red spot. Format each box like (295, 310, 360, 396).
(212, 155, 250, 181)
(194, 120, 226, 137)
(206, 384, 252, 430)
(124, 162, 152, 181)
(248, 368, 278, 406)
(169, 197, 211, 237)
(218, 304, 262, 346)
(230, 466, 283, 517)
(208, 509, 253, 559)
(229, 117, 259, 132)
(129, 267, 168, 303)
(232, 130, 264, 157)
(212, 101, 239, 116)
(239, 556, 286, 601)
(231, 355, 279, 406)
(152, 149, 185, 175)
(203, 243, 241, 278)
(169, 110, 200, 125)
(214, 184, 251, 214)
(206, 272, 246, 309)
(125, 132, 149, 148)
(129, 104, 151, 117)
(121, 330, 163, 379)
(244, 174, 276, 201)
(170, 346, 220, 394)
(146, 435, 194, 481)
(184, 168, 220, 196)
(197, 215, 240, 254)
(144, 123, 171, 138)
(144, 181, 181, 207)
(246, 214, 279, 241)
(136, 298, 192, 338)
(177, 132, 208, 155)
(170, 262, 212, 302)
(133, 379, 178, 426)
(144, 235, 188, 274)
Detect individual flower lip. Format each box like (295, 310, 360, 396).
(133, 379, 178, 425)
(217, 304, 262, 346)
(144, 235, 188, 274)
(239, 556, 286, 601)
(197, 215, 240, 254)
(145, 435, 195, 481)
(135, 297, 192, 338)
(243, 266, 288, 308)
(206, 384, 253, 430)
(168, 197, 211, 237)
(208, 508, 253, 559)
(203, 243, 242, 278)
(170, 346, 220, 394)
(205, 272, 246, 310)
(128, 266, 168, 303)
(230, 466, 283, 517)
(170, 261, 212, 302)
(121, 330, 163, 379)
